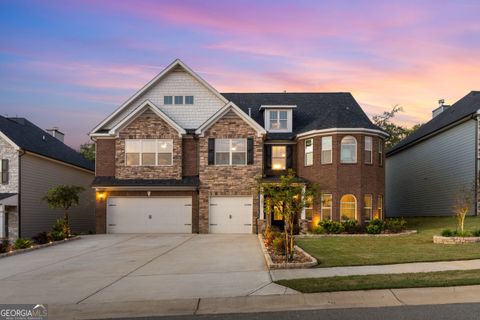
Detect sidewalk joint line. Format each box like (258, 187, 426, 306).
(194, 298, 201, 315)
(389, 289, 406, 305)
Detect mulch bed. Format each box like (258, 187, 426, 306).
(266, 245, 312, 264)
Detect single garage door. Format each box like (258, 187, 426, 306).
(209, 196, 252, 233)
(107, 197, 192, 233)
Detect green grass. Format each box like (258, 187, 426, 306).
(297, 217, 480, 268)
(276, 269, 480, 293)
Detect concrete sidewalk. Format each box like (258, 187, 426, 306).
(49, 285, 480, 319)
(271, 259, 480, 281)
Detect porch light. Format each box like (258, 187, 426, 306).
(97, 192, 105, 200)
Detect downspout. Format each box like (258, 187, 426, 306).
(18, 149, 25, 237)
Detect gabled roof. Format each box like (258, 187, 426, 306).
(0, 116, 94, 171)
(195, 102, 267, 137)
(387, 91, 480, 156)
(90, 59, 228, 136)
(222, 92, 385, 139)
(108, 100, 186, 137)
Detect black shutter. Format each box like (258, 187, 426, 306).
(247, 138, 254, 165)
(265, 145, 272, 170)
(1, 159, 8, 184)
(286, 145, 293, 169)
(208, 139, 215, 165)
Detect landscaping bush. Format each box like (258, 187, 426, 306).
(318, 220, 345, 234)
(272, 235, 285, 254)
(454, 230, 472, 237)
(384, 218, 407, 233)
(0, 240, 9, 253)
(32, 232, 51, 245)
(13, 238, 32, 250)
(50, 218, 68, 241)
(472, 229, 480, 237)
(313, 225, 325, 234)
(441, 229, 454, 237)
(342, 219, 359, 234)
(366, 219, 385, 234)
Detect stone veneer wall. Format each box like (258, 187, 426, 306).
(115, 109, 182, 180)
(198, 111, 264, 233)
(0, 136, 19, 241)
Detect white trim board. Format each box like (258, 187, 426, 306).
(89, 59, 228, 136)
(296, 128, 389, 139)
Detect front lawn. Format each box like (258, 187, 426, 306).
(276, 269, 480, 293)
(297, 217, 480, 268)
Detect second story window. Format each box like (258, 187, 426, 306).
(164, 96, 173, 105)
(341, 136, 357, 163)
(272, 146, 286, 170)
(269, 110, 288, 130)
(304, 139, 313, 166)
(321, 136, 332, 164)
(125, 139, 173, 166)
(378, 140, 383, 166)
(215, 139, 247, 165)
(1, 159, 8, 184)
(365, 136, 373, 164)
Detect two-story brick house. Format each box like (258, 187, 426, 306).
(90, 59, 387, 234)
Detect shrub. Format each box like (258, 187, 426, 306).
(384, 218, 407, 233)
(366, 219, 385, 234)
(342, 219, 359, 234)
(472, 229, 480, 237)
(32, 232, 51, 245)
(454, 230, 471, 237)
(313, 226, 325, 234)
(50, 218, 68, 241)
(272, 235, 285, 254)
(441, 229, 453, 237)
(0, 240, 9, 253)
(318, 220, 345, 234)
(14, 238, 32, 250)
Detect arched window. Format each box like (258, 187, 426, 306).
(341, 136, 357, 163)
(340, 194, 357, 220)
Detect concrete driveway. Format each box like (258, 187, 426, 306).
(0, 234, 271, 304)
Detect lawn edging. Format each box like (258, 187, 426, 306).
(297, 230, 417, 238)
(258, 234, 317, 269)
(0, 236, 81, 259)
(433, 235, 480, 244)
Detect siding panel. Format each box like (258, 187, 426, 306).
(386, 120, 476, 217)
(20, 154, 95, 237)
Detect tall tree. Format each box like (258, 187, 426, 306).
(79, 142, 95, 162)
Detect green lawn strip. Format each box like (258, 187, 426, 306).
(275, 269, 480, 293)
(297, 217, 480, 268)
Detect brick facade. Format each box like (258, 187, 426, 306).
(198, 111, 264, 233)
(182, 135, 198, 176)
(95, 138, 116, 176)
(296, 133, 385, 229)
(115, 109, 183, 180)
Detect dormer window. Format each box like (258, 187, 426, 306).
(261, 105, 295, 132)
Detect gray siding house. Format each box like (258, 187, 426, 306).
(0, 116, 95, 242)
(386, 91, 480, 217)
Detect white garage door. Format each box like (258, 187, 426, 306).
(107, 197, 192, 233)
(209, 196, 253, 233)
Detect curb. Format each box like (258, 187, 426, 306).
(0, 236, 81, 259)
(297, 230, 417, 238)
(258, 234, 317, 269)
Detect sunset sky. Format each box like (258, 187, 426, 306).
(1, 0, 479, 148)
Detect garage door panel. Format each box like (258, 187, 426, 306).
(209, 196, 252, 234)
(107, 197, 192, 233)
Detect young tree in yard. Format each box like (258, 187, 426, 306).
(257, 170, 318, 262)
(79, 142, 95, 162)
(43, 185, 85, 236)
(454, 185, 474, 234)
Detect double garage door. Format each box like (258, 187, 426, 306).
(106, 196, 253, 234)
(107, 197, 192, 233)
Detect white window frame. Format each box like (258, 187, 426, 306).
(321, 193, 333, 221)
(304, 139, 313, 166)
(214, 139, 247, 166)
(340, 194, 357, 221)
(321, 136, 332, 164)
(378, 140, 383, 166)
(125, 139, 173, 166)
(271, 145, 287, 170)
(340, 136, 357, 164)
(265, 109, 292, 133)
(305, 195, 314, 221)
(364, 194, 373, 221)
(365, 136, 373, 164)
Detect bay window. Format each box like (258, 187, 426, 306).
(304, 139, 313, 166)
(341, 136, 357, 163)
(321, 136, 332, 164)
(365, 136, 373, 164)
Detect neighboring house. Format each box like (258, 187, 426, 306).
(0, 117, 95, 242)
(90, 59, 387, 234)
(386, 91, 480, 217)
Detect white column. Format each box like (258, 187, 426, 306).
(301, 186, 306, 220)
(0, 205, 5, 239)
(259, 192, 265, 220)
